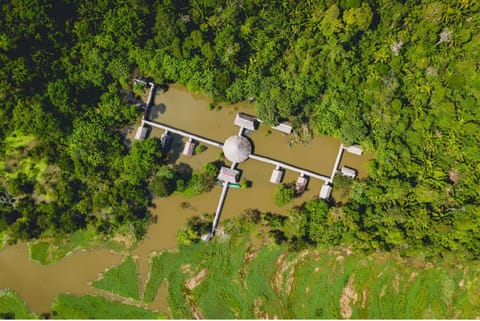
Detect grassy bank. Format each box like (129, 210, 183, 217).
(143, 230, 480, 319)
(0, 289, 37, 319)
(93, 256, 141, 300)
(51, 294, 165, 319)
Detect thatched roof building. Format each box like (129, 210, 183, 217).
(223, 135, 252, 163)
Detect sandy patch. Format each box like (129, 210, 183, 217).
(340, 274, 358, 319)
(185, 268, 208, 290)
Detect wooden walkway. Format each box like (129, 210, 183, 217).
(249, 154, 330, 182)
(142, 119, 223, 148)
(329, 144, 345, 182)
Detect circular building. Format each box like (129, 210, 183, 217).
(223, 135, 252, 163)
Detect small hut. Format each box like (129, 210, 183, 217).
(295, 174, 308, 193)
(271, 122, 293, 134)
(161, 132, 171, 149)
(135, 125, 148, 140)
(346, 144, 363, 155)
(183, 138, 196, 156)
(341, 166, 357, 178)
(218, 167, 240, 184)
(234, 113, 257, 131)
(270, 168, 284, 184)
(319, 183, 332, 200)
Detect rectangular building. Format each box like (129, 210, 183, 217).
(234, 112, 257, 131)
(319, 184, 332, 200)
(218, 167, 240, 184)
(295, 175, 308, 193)
(346, 144, 363, 155)
(135, 125, 148, 140)
(270, 168, 284, 184)
(183, 138, 196, 156)
(341, 166, 357, 178)
(271, 122, 293, 134)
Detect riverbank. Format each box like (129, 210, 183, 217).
(0, 84, 372, 315)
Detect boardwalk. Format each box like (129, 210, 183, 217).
(142, 119, 223, 148)
(330, 144, 344, 182)
(249, 154, 330, 182)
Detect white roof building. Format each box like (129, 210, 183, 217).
(135, 125, 148, 140)
(319, 184, 332, 200)
(234, 113, 257, 131)
(341, 166, 357, 178)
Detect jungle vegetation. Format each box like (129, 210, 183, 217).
(0, 0, 479, 262)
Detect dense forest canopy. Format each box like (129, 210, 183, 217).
(0, 0, 479, 260)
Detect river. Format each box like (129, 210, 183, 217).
(0, 84, 372, 315)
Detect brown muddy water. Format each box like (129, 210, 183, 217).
(0, 84, 372, 315)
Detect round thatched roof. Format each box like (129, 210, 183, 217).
(223, 135, 252, 163)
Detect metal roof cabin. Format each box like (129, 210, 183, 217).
(135, 125, 149, 140)
(218, 167, 240, 184)
(295, 175, 308, 193)
(346, 144, 363, 155)
(271, 122, 293, 134)
(234, 112, 257, 131)
(183, 138, 196, 156)
(319, 183, 332, 200)
(341, 166, 357, 178)
(270, 168, 284, 184)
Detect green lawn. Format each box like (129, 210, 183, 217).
(0, 290, 37, 319)
(51, 294, 165, 319)
(93, 256, 141, 301)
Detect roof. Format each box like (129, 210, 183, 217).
(346, 144, 363, 155)
(270, 168, 284, 184)
(295, 176, 308, 193)
(183, 139, 195, 156)
(271, 123, 293, 134)
(218, 167, 240, 183)
(234, 113, 257, 131)
(341, 166, 357, 178)
(319, 184, 332, 199)
(135, 125, 148, 140)
(223, 135, 252, 163)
